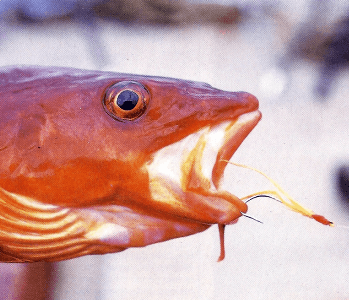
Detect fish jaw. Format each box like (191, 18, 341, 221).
(146, 109, 262, 225)
(212, 110, 262, 189)
(0, 187, 209, 262)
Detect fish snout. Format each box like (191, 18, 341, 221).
(236, 91, 260, 113)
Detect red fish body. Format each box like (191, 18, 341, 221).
(0, 66, 261, 262)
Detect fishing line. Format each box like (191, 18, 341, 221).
(222, 160, 334, 226)
(241, 213, 263, 224)
(245, 194, 282, 204)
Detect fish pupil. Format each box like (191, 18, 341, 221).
(117, 90, 139, 110)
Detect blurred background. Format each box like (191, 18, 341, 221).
(1, 0, 349, 299)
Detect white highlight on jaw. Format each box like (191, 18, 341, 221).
(147, 111, 261, 192)
(85, 223, 130, 246)
(147, 128, 206, 185)
(201, 121, 229, 189)
(147, 122, 230, 190)
(233, 110, 261, 125)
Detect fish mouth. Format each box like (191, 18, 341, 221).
(147, 109, 262, 224)
(84, 107, 261, 256)
(179, 109, 262, 196)
(211, 110, 262, 189)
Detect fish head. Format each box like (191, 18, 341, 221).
(0, 67, 261, 261)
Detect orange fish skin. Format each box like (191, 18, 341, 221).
(0, 66, 260, 262)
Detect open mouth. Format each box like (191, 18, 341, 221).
(80, 109, 262, 254)
(187, 110, 262, 191)
(147, 109, 262, 224)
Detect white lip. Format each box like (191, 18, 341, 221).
(147, 110, 262, 191)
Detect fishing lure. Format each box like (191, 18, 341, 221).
(0, 66, 331, 262)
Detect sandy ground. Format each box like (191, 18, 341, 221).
(1, 4, 349, 299)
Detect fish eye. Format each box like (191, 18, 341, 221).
(103, 81, 150, 121)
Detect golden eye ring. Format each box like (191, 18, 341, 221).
(103, 81, 150, 121)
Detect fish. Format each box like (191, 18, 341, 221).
(0, 66, 263, 262)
